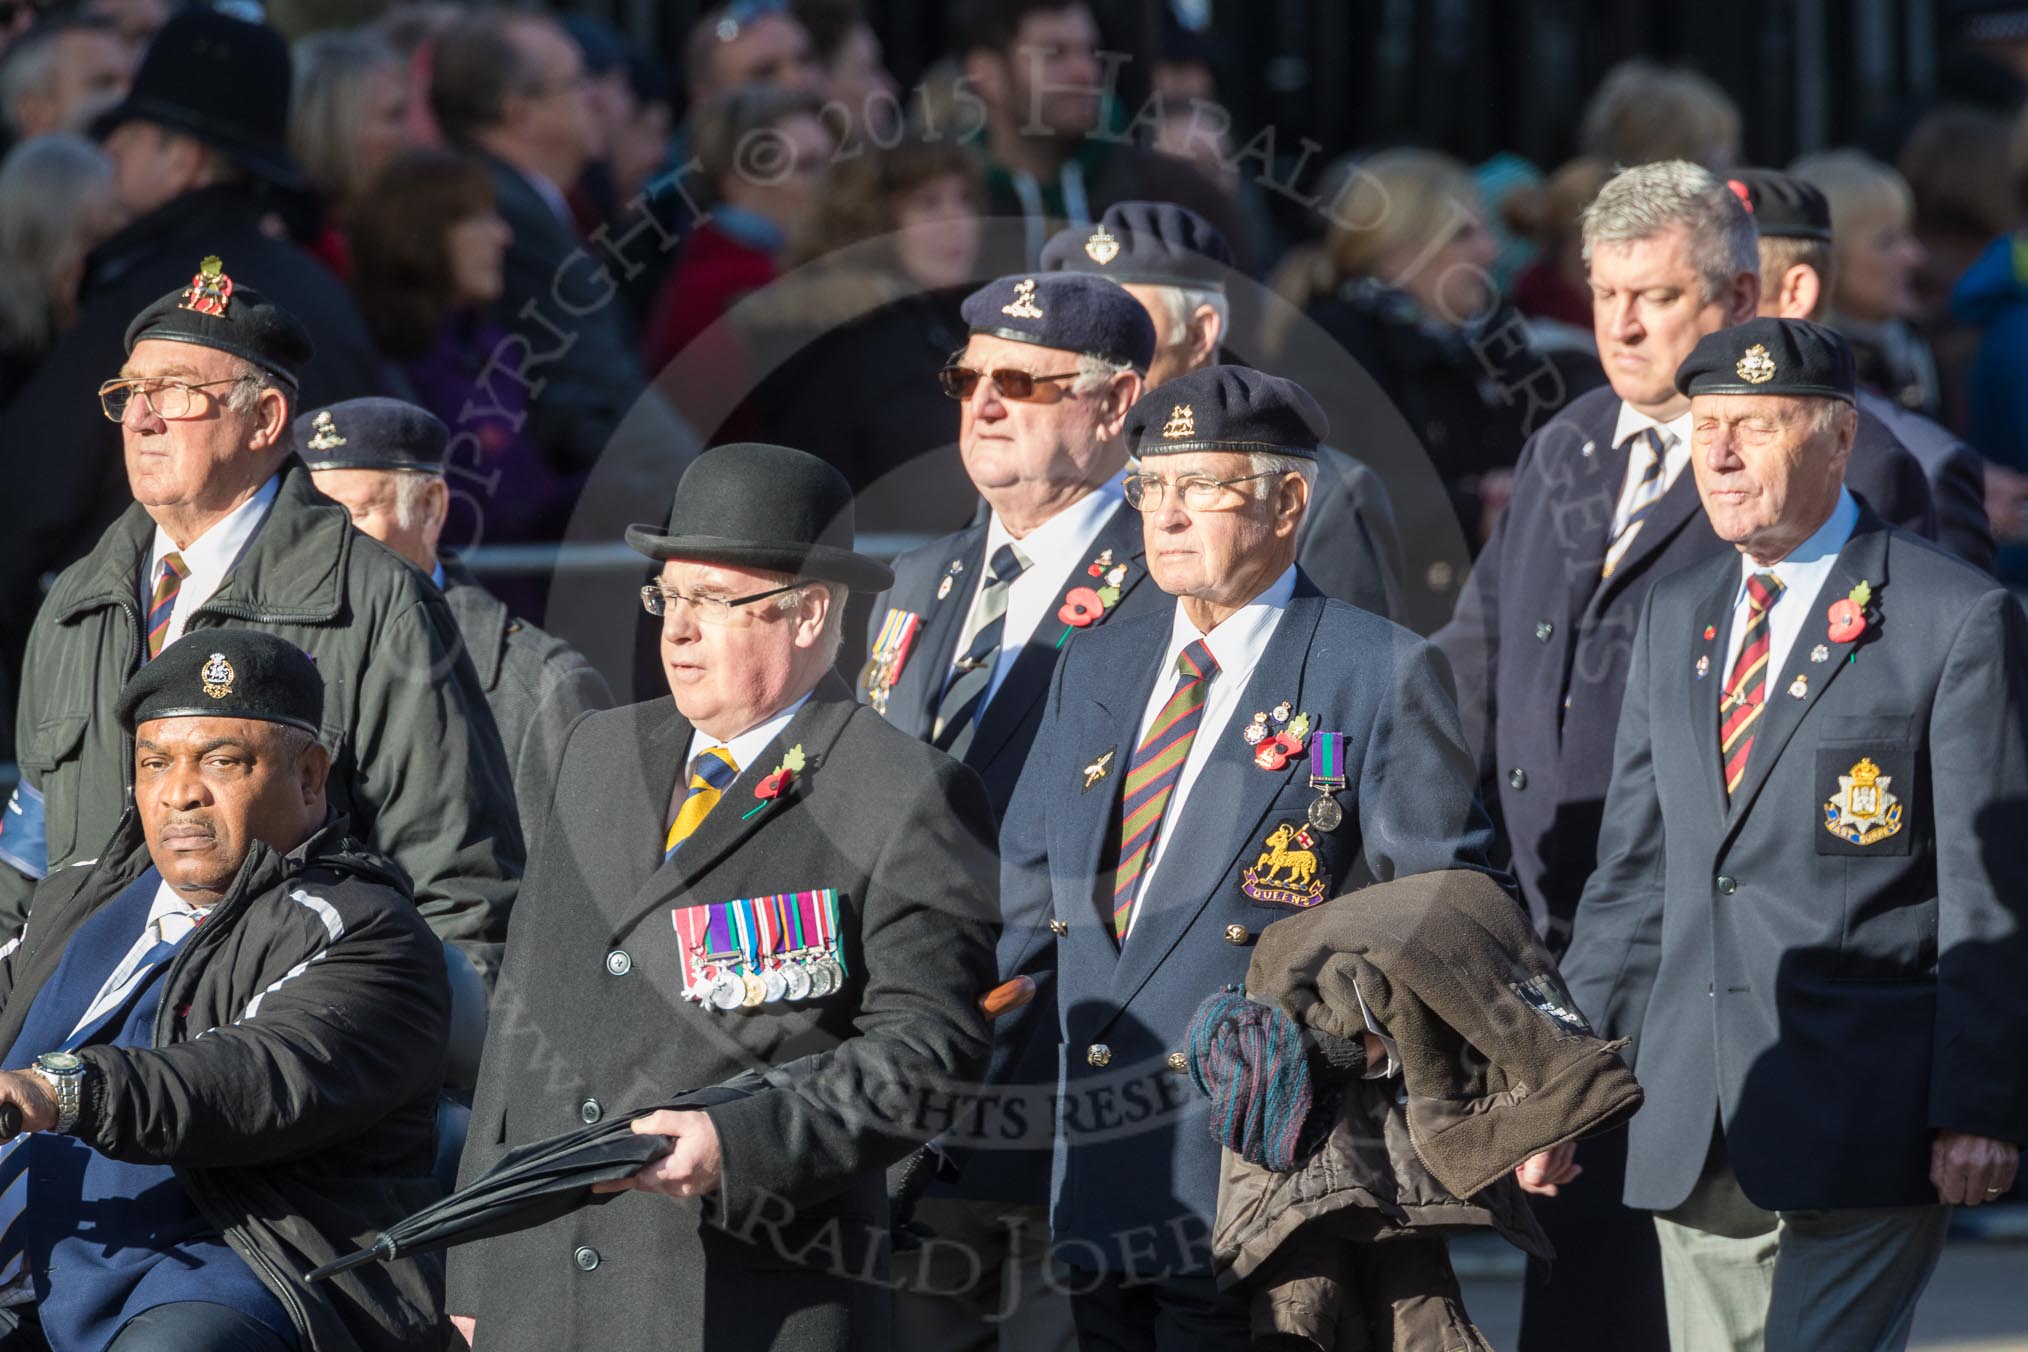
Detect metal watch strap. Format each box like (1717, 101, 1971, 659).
(33, 1064, 79, 1135)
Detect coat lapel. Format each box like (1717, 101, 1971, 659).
(893, 530, 986, 733)
(1555, 414, 1631, 625)
(1722, 517, 1891, 833)
(1106, 592, 1327, 1013)
(968, 503, 1150, 771)
(1688, 565, 1737, 821)
(1594, 467, 1706, 610)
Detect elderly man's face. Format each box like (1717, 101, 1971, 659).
(1691, 393, 1853, 562)
(136, 716, 327, 902)
(957, 333, 1124, 506)
(120, 339, 282, 520)
(311, 468, 445, 574)
(1590, 224, 1746, 415)
(654, 559, 829, 740)
(1138, 450, 1306, 607)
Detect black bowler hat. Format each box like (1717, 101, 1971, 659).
(1727, 169, 1833, 241)
(118, 629, 324, 736)
(91, 9, 305, 190)
(124, 256, 314, 390)
(960, 273, 1156, 371)
(1674, 317, 1856, 403)
(1124, 365, 1327, 459)
(297, 398, 449, 473)
(625, 443, 894, 592)
(1039, 200, 1236, 289)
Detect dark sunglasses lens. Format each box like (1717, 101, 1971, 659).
(992, 370, 1037, 399)
(938, 367, 978, 399)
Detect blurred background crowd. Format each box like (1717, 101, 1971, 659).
(4, 0, 2028, 715)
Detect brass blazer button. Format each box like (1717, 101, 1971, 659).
(1087, 1044, 1112, 1068)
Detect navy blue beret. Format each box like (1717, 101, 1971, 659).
(117, 629, 324, 736)
(1124, 365, 1328, 459)
(1039, 200, 1235, 289)
(124, 256, 313, 390)
(1674, 317, 1855, 403)
(296, 397, 450, 473)
(960, 273, 1157, 371)
(1727, 169, 1832, 241)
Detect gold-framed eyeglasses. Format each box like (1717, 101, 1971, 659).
(640, 581, 806, 624)
(98, 377, 245, 422)
(938, 364, 1082, 401)
(1122, 471, 1277, 511)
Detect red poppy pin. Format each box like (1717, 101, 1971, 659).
(745, 745, 807, 818)
(1055, 551, 1130, 644)
(1251, 713, 1311, 770)
(1826, 580, 1871, 645)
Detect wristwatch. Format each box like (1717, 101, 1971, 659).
(32, 1052, 85, 1135)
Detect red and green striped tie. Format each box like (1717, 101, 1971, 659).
(145, 552, 188, 661)
(1112, 639, 1218, 942)
(1720, 572, 1784, 798)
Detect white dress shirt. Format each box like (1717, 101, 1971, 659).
(142, 474, 280, 653)
(682, 691, 814, 787)
(1126, 566, 1299, 931)
(1606, 403, 1694, 540)
(1720, 489, 1860, 688)
(964, 478, 1126, 708)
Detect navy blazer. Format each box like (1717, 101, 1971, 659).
(1560, 513, 2028, 1213)
(1000, 578, 1498, 1274)
(1437, 386, 1938, 952)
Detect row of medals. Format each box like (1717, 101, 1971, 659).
(695, 949, 844, 1011)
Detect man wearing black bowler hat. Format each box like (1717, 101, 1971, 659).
(300, 396, 613, 837)
(0, 629, 451, 1352)
(0, 7, 383, 700)
(451, 444, 999, 1352)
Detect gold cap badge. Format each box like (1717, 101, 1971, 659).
(1000, 277, 1044, 320)
(1084, 228, 1120, 265)
(180, 255, 233, 317)
(1736, 343, 1776, 384)
(200, 653, 236, 699)
(1160, 404, 1195, 439)
(305, 410, 346, 452)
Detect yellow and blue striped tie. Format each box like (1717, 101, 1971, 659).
(665, 748, 739, 861)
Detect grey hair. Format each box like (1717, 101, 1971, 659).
(1807, 398, 1857, 441)
(0, 132, 114, 352)
(1579, 159, 1758, 301)
(1144, 284, 1229, 347)
(758, 573, 848, 665)
(1247, 451, 1317, 497)
(1073, 351, 1135, 394)
(222, 366, 291, 423)
(391, 472, 441, 532)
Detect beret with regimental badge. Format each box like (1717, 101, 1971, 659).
(1123, 365, 1328, 459)
(1674, 317, 1856, 403)
(1726, 169, 1833, 241)
(1038, 200, 1235, 289)
(960, 272, 1156, 371)
(117, 629, 324, 736)
(296, 397, 449, 473)
(124, 256, 314, 390)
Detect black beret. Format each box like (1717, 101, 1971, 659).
(124, 256, 314, 389)
(960, 273, 1157, 371)
(1038, 200, 1235, 289)
(1674, 317, 1856, 403)
(1124, 365, 1328, 459)
(297, 398, 449, 473)
(1727, 169, 1832, 241)
(117, 630, 324, 736)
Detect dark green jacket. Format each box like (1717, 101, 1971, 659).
(5, 459, 522, 950)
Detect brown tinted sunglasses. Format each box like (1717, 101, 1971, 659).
(938, 364, 1082, 401)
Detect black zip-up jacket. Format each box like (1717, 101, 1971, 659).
(0, 813, 451, 1351)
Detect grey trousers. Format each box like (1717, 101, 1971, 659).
(889, 1197, 1077, 1352)
(1653, 1128, 1949, 1352)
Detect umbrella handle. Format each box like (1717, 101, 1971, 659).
(304, 1236, 395, 1283)
(978, 976, 1034, 1022)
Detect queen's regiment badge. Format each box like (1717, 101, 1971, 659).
(1824, 756, 1903, 846)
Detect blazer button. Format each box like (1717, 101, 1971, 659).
(1166, 1051, 1188, 1073)
(1715, 875, 1737, 895)
(605, 950, 631, 977)
(1224, 923, 1250, 945)
(579, 1097, 603, 1124)
(1508, 768, 1528, 791)
(1048, 919, 1069, 937)
(574, 1246, 600, 1272)
(1087, 1044, 1112, 1068)
(1535, 620, 1554, 642)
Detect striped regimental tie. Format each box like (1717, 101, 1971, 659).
(932, 543, 1029, 755)
(1719, 572, 1784, 798)
(145, 551, 189, 660)
(1111, 639, 1219, 943)
(664, 748, 739, 861)
(1602, 427, 1670, 579)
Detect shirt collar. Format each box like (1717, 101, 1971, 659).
(984, 477, 1127, 570)
(688, 689, 814, 776)
(1162, 564, 1298, 677)
(1736, 488, 1860, 594)
(150, 473, 279, 580)
(431, 560, 446, 590)
(711, 205, 786, 254)
(1611, 401, 1693, 453)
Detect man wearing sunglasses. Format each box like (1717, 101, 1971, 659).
(1000, 364, 1497, 1349)
(1040, 201, 1405, 621)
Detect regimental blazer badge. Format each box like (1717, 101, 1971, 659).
(1240, 821, 1328, 908)
(1825, 756, 1903, 846)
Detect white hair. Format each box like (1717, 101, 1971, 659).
(391, 472, 440, 531)
(1144, 284, 1229, 347)
(1247, 450, 1317, 497)
(1073, 351, 1136, 394)
(1580, 159, 1759, 301)
(222, 365, 289, 420)
(757, 572, 848, 665)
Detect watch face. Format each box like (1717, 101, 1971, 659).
(36, 1053, 82, 1075)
